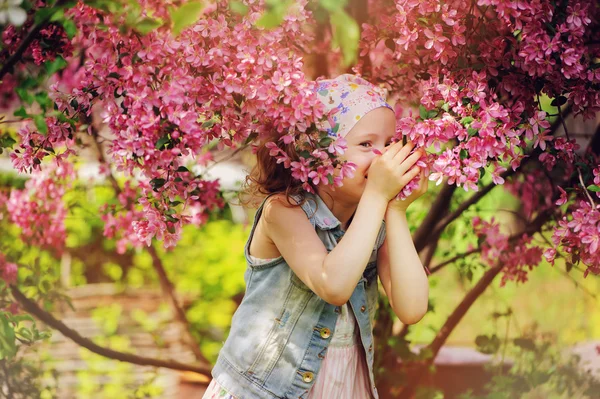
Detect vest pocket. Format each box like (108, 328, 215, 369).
(246, 280, 313, 381)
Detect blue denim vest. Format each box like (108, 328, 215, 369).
(211, 191, 386, 399)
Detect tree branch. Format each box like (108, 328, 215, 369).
(398, 209, 554, 398)
(10, 286, 211, 377)
(413, 183, 456, 252)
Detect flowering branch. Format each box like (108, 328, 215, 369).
(0, 0, 70, 80)
(89, 124, 208, 364)
(417, 108, 571, 252)
(9, 286, 211, 377)
(557, 104, 597, 209)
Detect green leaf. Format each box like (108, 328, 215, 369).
(459, 149, 468, 159)
(330, 9, 359, 67)
(13, 106, 28, 118)
(165, 214, 179, 223)
(136, 17, 163, 35)
(460, 116, 474, 126)
(44, 56, 68, 75)
(170, 1, 205, 36)
(319, 136, 334, 146)
(0, 135, 16, 149)
(319, 0, 347, 12)
(34, 7, 59, 25)
(244, 132, 258, 145)
(16, 87, 35, 105)
(229, 1, 249, 15)
(513, 337, 536, 351)
(176, 166, 189, 173)
(34, 92, 51, 111)
(467, 128, 478, 137)
(256, 3, 289, 29)
(202, 120, 215, 129)
(419, 105, 428, 120)
(61, 18, 78, 39)
(550, 95, 568, 107)
(33, 114, 48, 135)
(427, 109, 439, 119)
(150, 178, 166, 191)
(587, 185, 600, 193)
(475, 334, 500, 355)
(155, 135, 170, 150)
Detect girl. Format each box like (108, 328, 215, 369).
(203, 74, 430, 399)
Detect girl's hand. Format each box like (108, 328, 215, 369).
(388, 167, 428, 212)
(365, 141, 424, 202)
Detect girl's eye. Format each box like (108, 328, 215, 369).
(360, 142, 372, 148)
(385, 142, 392, 147)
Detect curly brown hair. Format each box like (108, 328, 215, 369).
(237, 130, 317, 210)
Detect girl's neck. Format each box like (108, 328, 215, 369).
(315, 188, 357, 231)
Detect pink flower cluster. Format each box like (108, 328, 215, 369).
(359, 0, 599, 190)
(6, 162, 74, 255)
(472, 216, 544, 286)
(504, 159, 600, 277)
(1, 22, 73, 67)
(0, 252, 18, 285)
(10, 117, 77, 174)
(544, 199, 600, 277)
(263, 133, 358, 194)
(101, 178, 223, 252)
(38, 0, 323, 246)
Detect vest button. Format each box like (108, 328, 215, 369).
(320, 327, 331, 339)
(368, 344, 373, 352)
(360, 305, 366, 312)
(302, 371, 314, 383)
(334, 306, 341, 314)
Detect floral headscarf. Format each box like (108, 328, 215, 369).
(313, 74, 393, 138)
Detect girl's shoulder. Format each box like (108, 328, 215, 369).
(250, 193, 310, 259)
(261, 192, 305, 225)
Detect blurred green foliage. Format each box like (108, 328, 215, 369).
(458, 336, 600, 399)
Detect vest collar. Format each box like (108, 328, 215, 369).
(306, 191, 342, 231)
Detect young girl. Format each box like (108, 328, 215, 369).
(202, 74, 430, 399)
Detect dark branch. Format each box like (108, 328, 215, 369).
(10, 286, 212, 377)
(0, 0, 70, 80)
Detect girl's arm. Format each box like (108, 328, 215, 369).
(376, 207, 429, 325)
(263, 189, 389, 306)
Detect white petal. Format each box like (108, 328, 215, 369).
(0, 11, 8, 25)
(8, 0, 24, 6)
(8, 7, 26, 26)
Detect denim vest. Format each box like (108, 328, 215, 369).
(211, 191, 386, 399)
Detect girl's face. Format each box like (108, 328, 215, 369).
(328, 107, 397, 204)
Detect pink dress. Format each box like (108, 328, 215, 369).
(202, 256, 374, 399)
